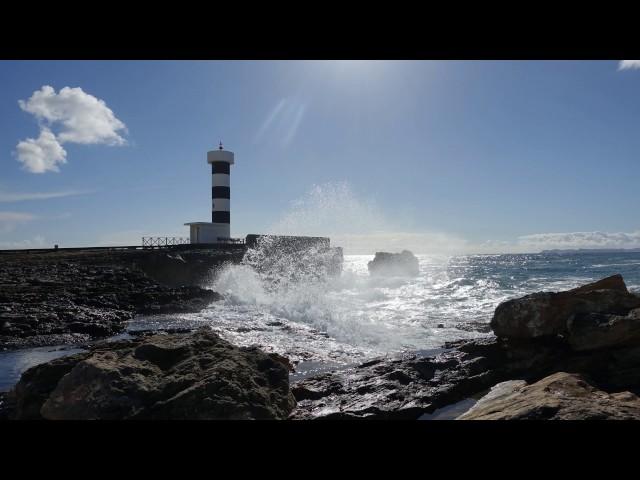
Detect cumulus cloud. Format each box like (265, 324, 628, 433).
(618, 60, 640, 70)
(15, 128, 67, 173)
(0, 211, 36, 233)
(15, 85, 127, 173)
(19, 85, 127, 145)
(518, 230, 640, 250)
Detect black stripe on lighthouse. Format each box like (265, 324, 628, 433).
(212, 186, 230, 199)
(211, 162, 230, 174)
(212, 211, 230, 223)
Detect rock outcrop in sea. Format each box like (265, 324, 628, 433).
(5, 328, 295, 420)
(367, 250, 419, 277)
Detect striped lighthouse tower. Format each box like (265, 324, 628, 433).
(208, 141, 234, 240)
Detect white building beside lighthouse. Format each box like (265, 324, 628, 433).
(185, 142, 235, 244)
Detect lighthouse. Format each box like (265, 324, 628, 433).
(184, 142, 235, 244)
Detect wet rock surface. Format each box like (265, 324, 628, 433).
(6, 327, 295, 420)
(367, 250, 419, 277)
(457, 372, 640, 420)
(290, 338, 541, 420)
(291, 275, 640, 419)
(567, 308, 640, 352)
(290, 336, 640, 419)
(490, 274, 640, 339)
(0, 250, 224, 350)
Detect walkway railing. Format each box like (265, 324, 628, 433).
(142, 237, 190, 249)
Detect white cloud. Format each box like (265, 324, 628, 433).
(0, 211, 36, 233)
(0, 188, 93, 202)
(517, 230, 640, 250)
(19, 85, 127, 145)
(15, 85, 127, 173)
(15, 128, 67, 173)
(618, 60, 640, 70)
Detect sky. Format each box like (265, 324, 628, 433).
(1, 60, 640, 254)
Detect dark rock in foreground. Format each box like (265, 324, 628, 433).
(567, 308, 640, 352)
(491, 274, 640, 340)
(7, 327, 295, 420)
(367, 250, 419, 277)
(457, 372, 640, 420)
(0, 250, 225, 350)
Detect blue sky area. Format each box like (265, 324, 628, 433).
(1, 60, 639, 254)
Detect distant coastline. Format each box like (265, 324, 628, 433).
(541, 248, 640, 255)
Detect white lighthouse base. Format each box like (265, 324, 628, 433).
(184, 222, 231, 244)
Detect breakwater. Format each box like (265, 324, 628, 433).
(0, 235, 343, 351)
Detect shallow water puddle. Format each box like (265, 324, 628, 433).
(0, 345, 86, 392)
(418, 397, 479, 420)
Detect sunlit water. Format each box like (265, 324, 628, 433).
(128, 251, 640, 367)
(2, 251, 640, 392)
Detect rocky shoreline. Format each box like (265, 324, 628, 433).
(0, 249, 239, 350)
(3, 249, 640, 420)
(290, 274, 640, 419)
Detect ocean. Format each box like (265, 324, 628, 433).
(2, 251, 640, 391)
(129, 250, 640, 377)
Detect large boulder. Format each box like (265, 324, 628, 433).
(457, 372, 640, 420)
(567, 308, 640, 352)
(367, 250, 419, 277)
(9, 328, 296, 420)
(490, 275, 640, 339)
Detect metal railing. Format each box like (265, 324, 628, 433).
(142, 237, 190, 249)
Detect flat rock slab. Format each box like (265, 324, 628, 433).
(457, 372, 640, 420)
(7, 327, 296, 420)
